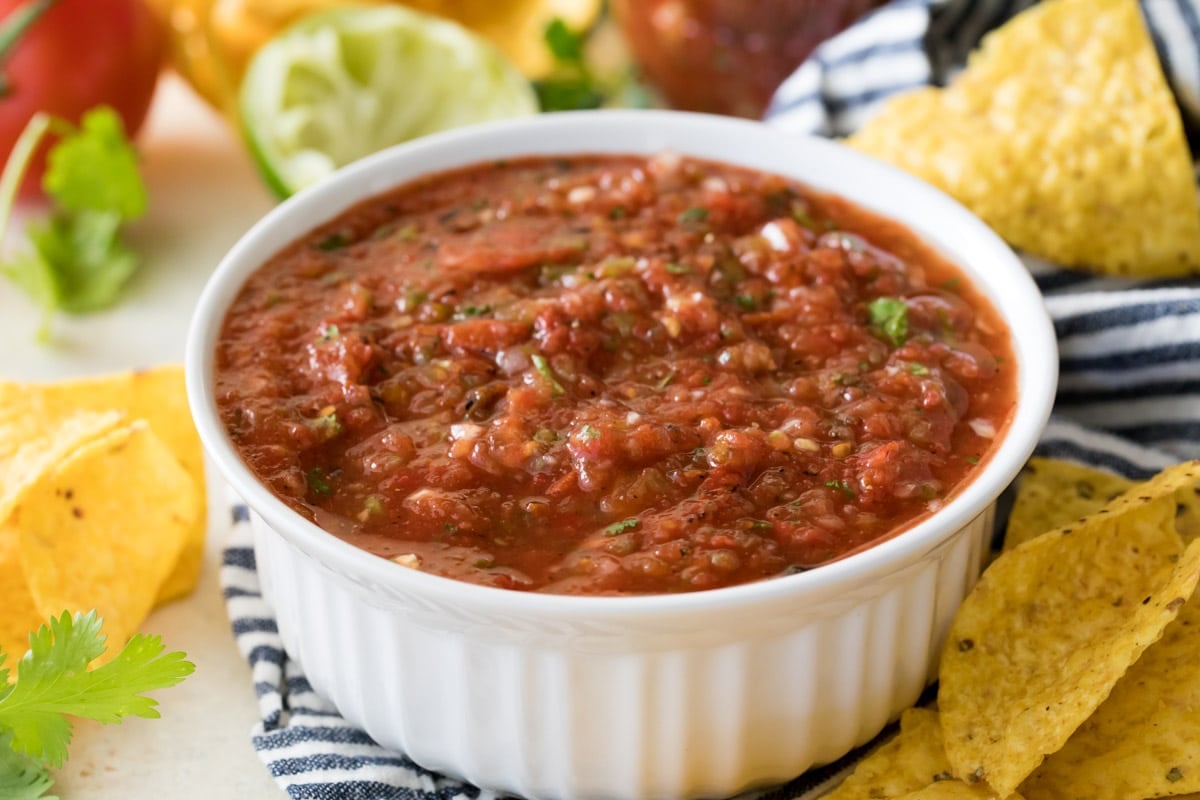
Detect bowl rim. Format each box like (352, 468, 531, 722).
(186, 109, 1058, 619)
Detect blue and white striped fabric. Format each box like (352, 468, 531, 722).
(221, 2, 1200, 797)
(767, 0, 1200, 136)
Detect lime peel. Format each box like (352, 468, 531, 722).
(241, 4, 538, 198)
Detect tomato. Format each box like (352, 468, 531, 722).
(0, 0, 165, 195)
(611, 0, 887, 117)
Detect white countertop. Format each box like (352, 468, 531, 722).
(0, 75, 284, 799)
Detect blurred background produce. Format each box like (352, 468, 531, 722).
(0, 0, 899, 200)
(236, 4, 539, 196)
(147, 0, 603, 113)
(610, 0, 887, 117)
(150, 0, 890, 121)
(145, 0, 894, 195)
(0, 0, 164, 196)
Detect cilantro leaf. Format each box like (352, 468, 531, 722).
(0, 247, 57, 323)
(19, 611, 107, 680)
(531, 354, 565, 395)
(868, 296, 909, 347)
(534, 17, 655, 112)
(533, 77, 604, 112)
(26, 211, 137, 312)
(0, 106, 148, 338)
(603, 518, 639, 536)
(306, 468, 333, 496)
(43, 108, 146, 220)
(824, 479, 856, 498)
(0, 610, 194, 768)
(0, 737, 54, 800)
(534, 17, 605, 112)
(543, 17, 584, 64)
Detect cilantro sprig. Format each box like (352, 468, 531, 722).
(0, 739, 53, 800)
(534, 17, 655, 112)
(0, 611, 194, 795)
(533, 19, 604, 112)
(0, 106, 148, 340)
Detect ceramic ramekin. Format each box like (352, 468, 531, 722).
(187, 111, 1057, 800)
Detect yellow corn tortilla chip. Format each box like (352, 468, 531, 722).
(10, 421, 198, 657)
(899, 781, 1016, 800)
(1004, 458, 1135, 551)
(825, 709, 955, 800)
(0, 366, 206, 603)
(849, 0, 1200, 276)
(1021, 597, 1200, 799)
(1006, 458, 1200, 551)
(0, 411, 126, 663)
(0, 410, 125, 518)
(0, 526, 41, 671)
(939, 461, 1200, 797)
(827, 709, 1011, 800)
(1177, 483, 1200, 543)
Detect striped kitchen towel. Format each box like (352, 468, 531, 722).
(221, 1, 1200, 797)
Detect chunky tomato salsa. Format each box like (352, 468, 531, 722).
(215, 154, 1015, 595)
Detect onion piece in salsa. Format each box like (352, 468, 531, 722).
(214, 154, 1015, 595)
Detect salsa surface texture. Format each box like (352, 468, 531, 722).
(215, 154, 1015, 595)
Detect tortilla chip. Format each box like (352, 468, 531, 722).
(825, 709, 955, 800)
(1005, 459, 1200, 551)
(939, 461, 1200, 797)
(0, 411, 127, 664)
(1020, 598, 1200, 799)
(0, 366, 206, 603)
(0, 526, 42, 669)
(0, 410, 125, 516)
(1004, 458, 1134, 551)
(827, 709, 1012, 800)
(849, 0, 1200, 276)
(11, 422, 198, 656)
(899, 782, 1015, 800)
(1177, 483, 1200, 544)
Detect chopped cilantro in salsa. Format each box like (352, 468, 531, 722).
(531, 354, 565, 395)
(603, 519, 640, 536)
(869, 296, 909, 347)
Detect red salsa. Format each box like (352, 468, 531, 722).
(215, 154, 1015, 595)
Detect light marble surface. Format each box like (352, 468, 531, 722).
(0, 75, 284, 799)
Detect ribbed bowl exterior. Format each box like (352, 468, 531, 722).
(253, 506, 993, 800)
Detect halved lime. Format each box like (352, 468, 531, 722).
(239, 4, 539, 198)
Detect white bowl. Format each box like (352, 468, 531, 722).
(187, 110, 1057, 800)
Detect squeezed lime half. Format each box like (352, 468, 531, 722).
(240, 5, 539, 197)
